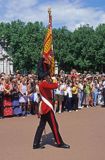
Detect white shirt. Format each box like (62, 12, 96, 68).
(78, 83, 83, 90)
(66, 86, 72, 98)
(33, 92, 39, 103)
(59, 83, 66, 95)
(55, 88, 60, 95)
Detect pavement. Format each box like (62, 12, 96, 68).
(0, 106, 105, 160)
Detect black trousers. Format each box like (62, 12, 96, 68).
(72, 94, 78, 110)
(33, 110, 64, 146)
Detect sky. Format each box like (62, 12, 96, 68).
(0, 0, 105, 30)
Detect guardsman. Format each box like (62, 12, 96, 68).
(33, 58, 70, 149)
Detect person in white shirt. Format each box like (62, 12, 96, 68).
(78, 80, 84, 109)
(58, 81, 65, 113)
(54, 80, 65, 113)
(54, 85, 61, 113)
(66, 82, 72, 112)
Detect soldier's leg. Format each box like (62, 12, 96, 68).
(47, 110, 64, 145)
(47, 110, 70, 148)
(33, 114, 46, 147)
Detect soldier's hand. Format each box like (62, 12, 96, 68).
(51, 77, 57, 83)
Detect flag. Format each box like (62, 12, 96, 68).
(43, 8, 55, 76)
(43, 8, 52, 57)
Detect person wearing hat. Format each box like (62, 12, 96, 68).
(33, 58, 70, 149)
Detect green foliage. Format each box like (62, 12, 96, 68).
(0, 21, 105, 73)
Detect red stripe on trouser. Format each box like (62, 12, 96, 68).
(50, 111, 61, 144)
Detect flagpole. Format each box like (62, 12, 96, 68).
(48, 8, 56, 112)
(48, 8, 52, 28)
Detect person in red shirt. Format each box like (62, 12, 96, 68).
(33, 72, 70, 149)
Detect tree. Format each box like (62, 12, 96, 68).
(0, 21, 105, 73)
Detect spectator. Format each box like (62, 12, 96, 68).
(66, 82, 72, 112)
(3, 77, 13, 117)
(72, 81, 78, 111)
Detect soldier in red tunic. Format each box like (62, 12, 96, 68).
(33, 59, 70, 149)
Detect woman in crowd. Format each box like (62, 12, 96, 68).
(11, 78, 22, 116)
(3, 77, 13, 117)
(71, 81, 78, 111)
(55, 80, 65, 113)
(82, 79, 91, 108)
(78, 78, 84, 109)
(92, 79, 99, 107)
(97, 79, 104, 105)
(30, 86, 39, 115)
(54, 84, 60, 113)
(19, 77, 28, 116)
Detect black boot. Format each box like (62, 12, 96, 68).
(57, 143, 70, 149)
(33, 144, 45, 149)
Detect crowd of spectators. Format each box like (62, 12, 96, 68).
(0, 69, 105, 119)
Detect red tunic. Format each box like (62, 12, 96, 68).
(39, 80, 58, 114)
(3, 84, 13, 116)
